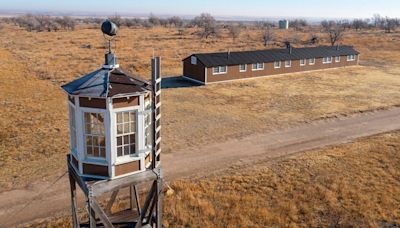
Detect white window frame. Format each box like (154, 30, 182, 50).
(239, 64, 247, 72)
(144, 101, 152, 150)
(82, 110, 107, 161)
(300, 59, 306, 66)
(274, 61, 281, 69)
(68, 103, 78, 157)
(323, 56, 332, 64)
(212, 66, 228, 75)
(191, 56, 197, 65)
(115, 109, 138, 162)
(347, 55, 356, 61)
(285, 60, 291, 68)
(252, 62, 264, 71)
(309, 58, 315, 65)
(335, 56, 341, 62)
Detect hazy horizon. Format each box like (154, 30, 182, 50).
(0, 0, 399, 20)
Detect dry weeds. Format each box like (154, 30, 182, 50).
(162, 131, 400, 227)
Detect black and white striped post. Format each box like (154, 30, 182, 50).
(151, 56, 162, 228)
(151, 57, 162, 169)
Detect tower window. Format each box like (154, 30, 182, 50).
(116, 111, 136, 157)
(84, 112, 106, 158)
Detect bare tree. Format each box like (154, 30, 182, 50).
(148, 13, 161, 26)
(262, 26, 274, 47)
(383, 17, 399, 33)
(309, 34, 319, 45)
(352, 19, 368, 31)
(372, 14, 383, 28)
(228, 24, 241, 41)
(192, 13, 219, 39)
(167, 16, 184, 27)
(56, 16, 76, 31)
(321, 20, 345, 46)
(290, 19, 308, 31)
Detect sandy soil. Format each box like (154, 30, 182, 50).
(1, 107, 399, 227)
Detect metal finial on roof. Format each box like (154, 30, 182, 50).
(101, 20, 118, 54)
(101, 20, 119, 68)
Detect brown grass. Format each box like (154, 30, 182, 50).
(1, 24, 400, 191)
(162, 131, 400, 227)
(27, 131, 400, 227)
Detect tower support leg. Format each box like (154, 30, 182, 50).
(68, 173, 79, 228)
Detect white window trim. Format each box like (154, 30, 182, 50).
(309, 58, 315, 65)
(300, 59, 306, 66)
(80, 108, 108, 162)
(68, 103, 78, 157)
(252, 63, 264, 71)
(239, 64, 247, 72)
(274, 61, 281, 69)
(335, 56, 341, 62)
(212, 66, 228, 75)
(114, 108, 139, 162)
(285, 60, 291, 68)
(323, 57, 332, 64)
(143, 103, 152, 150)
(347, 55, 356, 61)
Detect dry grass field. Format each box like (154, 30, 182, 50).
(1, 23, 400, 194)
(164, 131, 400, 227)
(28, 131, 400, 227)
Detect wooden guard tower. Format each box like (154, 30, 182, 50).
(61, 20, 163, 227)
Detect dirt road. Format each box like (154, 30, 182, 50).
(1, 107, 400, 226)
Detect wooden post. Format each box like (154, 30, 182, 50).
(68, 173, 79, 228)
(156, 171, 163, 228)
(151, 56, 162, 169)
(88, 199, 96, 228)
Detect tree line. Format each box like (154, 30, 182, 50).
(6, 14, 76, 32)
(2, 13, 399, 41)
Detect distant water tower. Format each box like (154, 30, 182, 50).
(62, 20, 163, 227)
(279, 19, 289, 29)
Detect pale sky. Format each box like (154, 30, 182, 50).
(1, 0, 399, 19)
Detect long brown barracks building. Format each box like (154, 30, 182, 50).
(182, 45, 359, 84)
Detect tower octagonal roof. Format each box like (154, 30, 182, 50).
(62, 67, 151, 98)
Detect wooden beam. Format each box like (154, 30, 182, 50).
(134, 185, 141, 216)
(68, 173, 79, 228)
(146, 192, 157, 225)
(67, 155, 89, 195)
(90, 198, 114, 228)
(91, 170, 157, 197)
(105, 189, 119, 215)
(88, 200, 96, 228)
(136, 181, 156, 228)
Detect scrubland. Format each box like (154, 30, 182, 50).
(0, 22, 400, 226)
(1, 24, 400, 191)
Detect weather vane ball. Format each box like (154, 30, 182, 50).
(101, 20, 118, 38)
